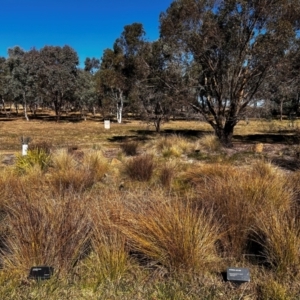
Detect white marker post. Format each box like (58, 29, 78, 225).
(20, 136, 30, 156)
(104, 120, 110, 129)
(22, 144, 28, 156)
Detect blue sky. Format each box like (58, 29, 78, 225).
(0, 0, 173, 67)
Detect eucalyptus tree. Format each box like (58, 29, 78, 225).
(6, 47, 40, 121)
(98, 23, 146, 123)
(84, 57, 100, 74)
(98, 47, 126, 122)
(0, 57, 9, 116)
(83, 57, 102, 116)
(74, 69, 98, 120)
(38, 45, 79, 121)
(135, 40, 189, 131)
(289, 38, 300, 116)
(256, 36, 300, 119)
(160, 0, 300, 146)
(266, 54, 299, 121)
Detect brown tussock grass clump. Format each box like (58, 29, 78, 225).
(184, 161, 292, 258)
(120, 140, 139, 156)
(124, 154, 154, 182)
(49, 149, 109, 193)
(119, 191, 219, 274)
(286, 170, 300, 217)
(0, 167, 49, 202)
(1, 192, 91, 276)
(84, 195, 130, 283)
(28, 140, 53, 155)
(158, 161, 176, 188)
(252, 207, 300, 277)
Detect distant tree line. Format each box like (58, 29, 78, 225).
(0, 0, 299, 146)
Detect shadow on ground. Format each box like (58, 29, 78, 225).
(108, 128, 209, 143)
(233, 134, 299, 144)
(270, 157, 300, 171)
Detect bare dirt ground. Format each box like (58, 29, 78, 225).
(1, 117, 300, 171)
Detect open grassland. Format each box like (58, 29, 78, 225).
(1, 118, 300, 299)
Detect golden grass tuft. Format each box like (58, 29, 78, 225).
(85, 196, 130, 284)
(253, 143, 264, 153)
(150, 135, 192, 158)
(197, 134, 221, 152)
(49, 149, 109, 193)
(119, 192, 219, 274)
(14, 149, 52, 174)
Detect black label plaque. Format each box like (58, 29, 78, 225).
(226, 267, 250, 283)
(28, 266, 54, 280)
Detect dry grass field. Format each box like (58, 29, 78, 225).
(0, 116, 300, 299)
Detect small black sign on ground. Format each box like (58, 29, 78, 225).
(28, 266, 54, 280)
(226, 267, 250, 284)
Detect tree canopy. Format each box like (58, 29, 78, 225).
(160, 0, 300, 145)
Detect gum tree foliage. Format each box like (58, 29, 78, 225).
(38, 45, 79, 121)
(97, 46, 126, 122)
(6, 47, 40, 121)
(160, 0, 300, 146)
(0, 57, 9, 115)
(83, 57, 101, 116)
(97, 23, 146, 123)
(135, 40, 190, 132)
(84, 57, 100, 74)
(265, 43, 300, 121)
(287, 39, 300, 116)
(74, 69, 98, 120)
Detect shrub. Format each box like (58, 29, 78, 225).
(125, 154, 154, 181)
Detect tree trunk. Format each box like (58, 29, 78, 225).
(116, 91, 124, 124)
(154, 117, 162, 132)
(1, 97, 9, 117)
(23, 93, 29, 121)
(215, 121, 235, 147)
(54, 95, 61, 122)
(280, 98, 283, 121)
(117, 104, 122, 123)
